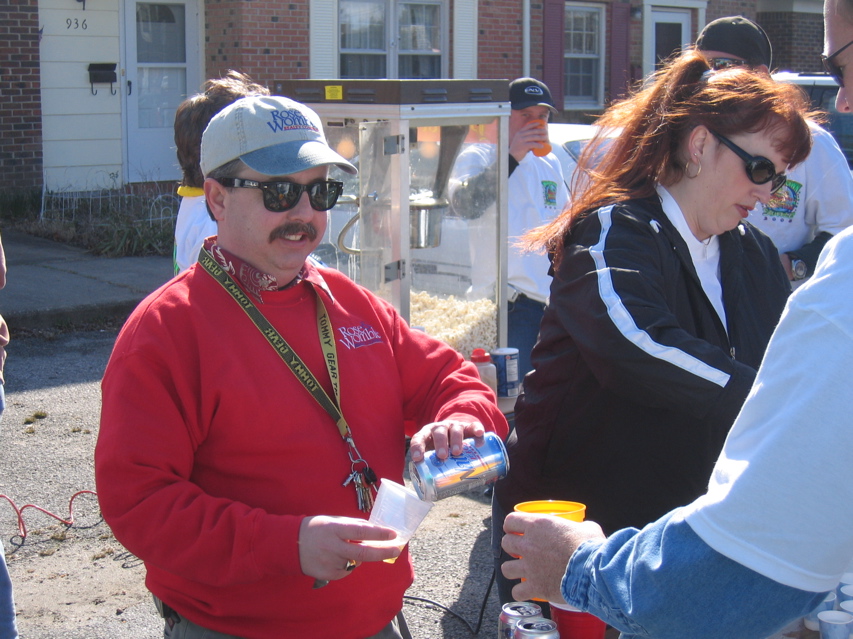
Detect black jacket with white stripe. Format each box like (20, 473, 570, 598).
(496, 194, 791, 534)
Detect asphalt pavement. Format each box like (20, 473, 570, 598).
(0, 228, 174, 332)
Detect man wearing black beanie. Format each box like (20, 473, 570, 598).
(697, 16, 853, 286)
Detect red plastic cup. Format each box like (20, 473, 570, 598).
(550, 604, 606, 639)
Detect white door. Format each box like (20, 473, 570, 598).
(652, 9, 691, 68)
(124, 0, 200, 183)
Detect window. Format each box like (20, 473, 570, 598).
(340, 0, 386, 78)
(564, 3, 605, 108)
(340, 0, 445, 79)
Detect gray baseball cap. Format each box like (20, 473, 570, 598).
(200, 95, 357, 177)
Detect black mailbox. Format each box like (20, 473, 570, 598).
(88, 63, 117, 95)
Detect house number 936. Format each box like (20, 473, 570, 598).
(66, 18, 87, 29)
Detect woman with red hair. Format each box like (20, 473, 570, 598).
(493, 49, 816, 605)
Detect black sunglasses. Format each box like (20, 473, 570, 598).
(708, 57, 747, 71)
(822, 38, 853, 88)
(713, 133, 787, 194)
(216, 178, 344, 212)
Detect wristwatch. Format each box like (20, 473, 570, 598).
(791, 258, 808, 281)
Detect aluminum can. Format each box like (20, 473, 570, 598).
(498, 602, 544, 639)
(513, 618, 560, 638)
(409, 431, 509, 502)
(491, 347, 520, 398)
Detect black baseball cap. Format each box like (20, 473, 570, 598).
(509, 77, 558, 113)
(696, 16, 772, 68)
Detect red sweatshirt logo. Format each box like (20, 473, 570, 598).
(337, 323, 383, 350)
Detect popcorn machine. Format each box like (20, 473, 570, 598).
(274, 80, 510, 356)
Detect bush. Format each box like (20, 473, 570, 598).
(1, 184, 178, 258)
(0, 188, 42, 222)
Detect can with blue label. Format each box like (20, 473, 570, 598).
(491, 347, 520, 399)
(409, 431, 509, 502)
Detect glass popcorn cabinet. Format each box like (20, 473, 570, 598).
(274, 79, 510, 357)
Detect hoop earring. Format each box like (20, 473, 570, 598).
(684, 159, 702, 179)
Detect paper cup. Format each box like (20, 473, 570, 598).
(839, 584, 853, 604)
(818, 610, 853, 639)
(805, 591, 837, 630)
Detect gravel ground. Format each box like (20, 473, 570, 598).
(0, 328, 503, 638)
(0, 328, 814, 639)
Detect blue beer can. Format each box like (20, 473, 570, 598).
(491, 347, 520, 398)
(409, 431, 509, 502)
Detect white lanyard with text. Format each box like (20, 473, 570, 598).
(199, 248, 377, 512)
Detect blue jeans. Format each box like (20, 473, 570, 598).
(507, 294, 545, 383)
(0, 548, 17, 639)
(0, 385, 19, 638)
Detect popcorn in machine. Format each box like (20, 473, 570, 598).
(274, 79, 510, 357)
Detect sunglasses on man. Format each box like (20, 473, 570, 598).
(822, 38, 853, 88)
(707, 57, 748, 71)
(712, 133, 788, 194)
(215, 178, 345, 213)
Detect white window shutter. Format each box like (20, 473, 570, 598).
(310, 0, 338, 78)
(453, 0, 478, 78)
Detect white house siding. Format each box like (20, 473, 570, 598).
(39, 0, 122, 191)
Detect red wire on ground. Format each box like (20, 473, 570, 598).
(0, 490, 98, 540)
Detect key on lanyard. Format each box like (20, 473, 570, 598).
(354, 466, 377, 512)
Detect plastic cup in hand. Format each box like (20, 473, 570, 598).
(818, 610, 853, 639)
(368, 479, 433, 563)
(512, 500, 587, 601)
(514, 500, 587, 522)
(531, 119, 552, 157)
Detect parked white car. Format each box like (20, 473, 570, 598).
(773, 71, 853, 169)
(549, 122, 617, 193)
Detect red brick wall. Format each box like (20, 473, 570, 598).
(695, 3, 823, 74)
(704, 1, 759, 23)
(0, 0, 43, 191)
(759, 11, 824, 73)
(477, 0, 526, 79)
(205, 0, 310, 88)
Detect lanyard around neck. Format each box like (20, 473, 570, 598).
(198, 248, 351, 441)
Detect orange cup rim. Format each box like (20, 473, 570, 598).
(514, 499, 586, 514)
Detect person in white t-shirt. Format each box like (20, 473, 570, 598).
(173, 71, 269, 274)
(697, 16, 853, 285)
(448, 78, 570, 381)
(497, 9, 853, 637)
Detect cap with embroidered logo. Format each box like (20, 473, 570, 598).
(200, 95, 357, 177)
(509, 77, 558, 113)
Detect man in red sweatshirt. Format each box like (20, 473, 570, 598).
(95, 94, 507, 639)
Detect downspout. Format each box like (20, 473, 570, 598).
(523, 0, 530, 76)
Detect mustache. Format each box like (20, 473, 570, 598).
(269, 222, 318, 243)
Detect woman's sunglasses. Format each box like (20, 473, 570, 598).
(822, 38, 853, 88)
(712, 133, 787, 194)
(216, 178, 344, 212)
